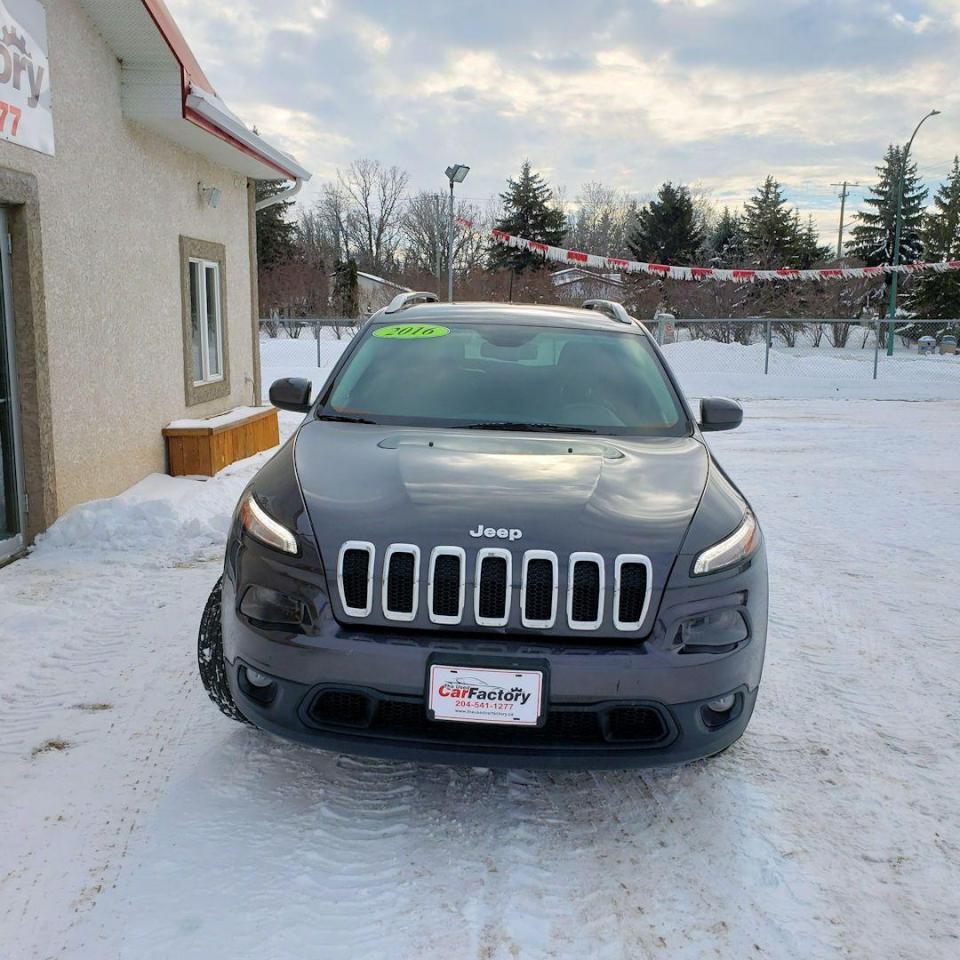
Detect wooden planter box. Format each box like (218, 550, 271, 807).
(163, 406, 280, 477)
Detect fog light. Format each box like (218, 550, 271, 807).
(707, 694, 736, 713)
(238, 665, 278, 705)
(240, 585, 305, 626)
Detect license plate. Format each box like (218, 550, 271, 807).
(427, 664, 544, 726)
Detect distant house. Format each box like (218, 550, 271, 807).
(356, 272, 411, 316)
(551, 268, 626, 301)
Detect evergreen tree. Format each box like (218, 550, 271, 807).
(332, 258, 359, 317)
(794, 214, 831, 269)
(741, 176, 799, 267)
(627, 182, 704, 264)
(850, 144, 927, 266)
(489, 161, 566, 272)
(908, 156, 960, 318)
(707, 207, 746, 267)
(256, 180, 298, 271)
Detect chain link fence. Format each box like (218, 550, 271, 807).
(651, 316, 960, 398)
(259, 317, 960, 400)
(653, 318, 960, 384)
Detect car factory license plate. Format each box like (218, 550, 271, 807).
(427, 665, 544, 726)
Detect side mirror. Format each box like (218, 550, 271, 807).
(699, 397, 743, 432)
(269, 377, 313, 413)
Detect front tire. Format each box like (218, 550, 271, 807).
(197, 576, 250, 724)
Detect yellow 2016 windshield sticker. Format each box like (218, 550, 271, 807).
(373, 324, 450, 339)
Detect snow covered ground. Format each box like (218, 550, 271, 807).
(259, 326, 960, 402)
(2, 335, 959, 958)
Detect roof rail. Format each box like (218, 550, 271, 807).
(581, 299, 633, 325)
(384, 291, 440, 314)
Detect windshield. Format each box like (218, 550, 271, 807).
(321, 321, 689, 436)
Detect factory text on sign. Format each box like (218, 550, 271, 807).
(0, 0, 53, 156)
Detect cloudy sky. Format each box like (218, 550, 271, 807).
(167, 0, 959, 245)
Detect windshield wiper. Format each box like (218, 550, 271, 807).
(317, 414, 378, 424)
(459, 421, 598, 434)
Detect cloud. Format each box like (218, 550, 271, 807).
(166, 0, 959, 238)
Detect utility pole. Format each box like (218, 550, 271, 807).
(830, 181, 859, 258)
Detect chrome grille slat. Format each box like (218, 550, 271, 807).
(336, 542, 652, 633)
(381, 544, 420, 622)
(520, 550, 558, 628)
(613, 555, 652, 631)
(474, 548, 511, 626)
(428, 546, 466, 624)
(567, 552, 604, 630)
(337, 541, 375, 617)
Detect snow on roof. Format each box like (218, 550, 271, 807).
(77, 0, 310, 181)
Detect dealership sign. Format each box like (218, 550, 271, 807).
(0, 0, 52, 156)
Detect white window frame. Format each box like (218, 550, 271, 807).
(189, 257, 224, 386)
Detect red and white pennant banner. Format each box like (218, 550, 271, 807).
(457, 219, 960, 283)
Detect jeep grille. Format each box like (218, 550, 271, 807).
(335, 543, 653, 633)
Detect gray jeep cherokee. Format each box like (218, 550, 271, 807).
(198, 295, 767, 768)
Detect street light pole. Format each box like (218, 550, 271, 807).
(447, 178, 455, 302)
(444, 164, 469, 303)
(885, 109, 940, 356)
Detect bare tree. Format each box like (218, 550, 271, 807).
(336, 158, 409, 274)
(565, 182, 634, 258)
(400, 193, 486, 275)
(314, 182, 354, 264)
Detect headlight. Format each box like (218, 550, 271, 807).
(692, 510, 759, 576)
(239, 495, 298, 555)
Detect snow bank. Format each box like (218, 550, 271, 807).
(34, 474, 244, 558)
(32, 415, 303, 558)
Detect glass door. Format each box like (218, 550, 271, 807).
(0, 207, 25, 562)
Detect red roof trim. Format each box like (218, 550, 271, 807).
(138, 0, 299, 180)
(139, 0, 216, 96)
(184, 106, 299, 180)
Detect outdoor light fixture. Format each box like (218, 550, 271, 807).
(444, 163, 470, 301)
(198, 182, 222, 208)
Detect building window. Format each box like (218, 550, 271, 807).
(180, 237, 230, 406)
(189, 258, 223, 384)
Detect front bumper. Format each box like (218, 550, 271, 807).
(221, 546, 767, 769)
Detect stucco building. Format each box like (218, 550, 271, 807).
(0, 0, 309, 561)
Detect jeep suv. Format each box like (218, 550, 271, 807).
(198, 295, 767, 768)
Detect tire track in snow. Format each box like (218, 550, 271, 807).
(0, 557, 219, 959)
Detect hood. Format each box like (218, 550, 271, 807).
(295, 421, 708, 616)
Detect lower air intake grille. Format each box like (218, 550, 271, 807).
(309, 689, 373, 728)
(605, 706, 667, 743)
(385, 552, 416, 614)
(432, 554, 462, 619)
(341, 549, 370, 611)
(306, 687, 671, 748)
(570, 560, 601, 623)
(524, 558, 555, 623)
(477, 555, 508, 620)
(617, 563, 649, 625)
